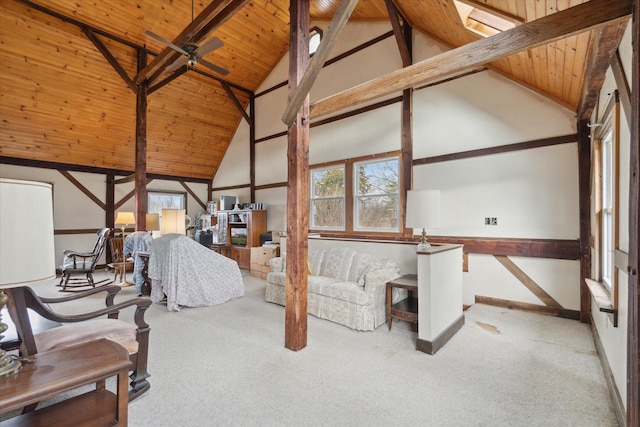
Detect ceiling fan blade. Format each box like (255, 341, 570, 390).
(145, 31, 189, 56)
(166, 57, 188, 71)
(195, 37, 223, 57)
(198, 58, 230, 76)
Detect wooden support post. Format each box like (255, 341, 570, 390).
(626, 0, 639, 424)
(577, 119, 591, 322)
(106, 172, 115, 263)
(284, 0, 310, 351)
(135, 48, 148, 231)
(250, 96, 256, 202)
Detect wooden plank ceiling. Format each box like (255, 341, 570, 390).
(0, 0, 607, 180)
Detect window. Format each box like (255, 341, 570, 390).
(601, 130, 614, 288)
(309, 27, 322, 55)
(310, 154, 401, 234)
(354, 158, 399, 231)
(147, 190, 187, 228)
(593, 90, 619, 303)
(453, 0, 522, 38)
(311, 165, 345, 230)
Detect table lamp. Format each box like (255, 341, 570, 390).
(161, 209, 186, 235)
(115, 211, 135, 287)
(405, 189, 440, 251)
(146, 213, 160, 233)
(0, 178, 56, 379)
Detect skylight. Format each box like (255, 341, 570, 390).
(310, 27, 322, 55)
(453, 0, 522, 38)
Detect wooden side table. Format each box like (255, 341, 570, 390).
(386, 274, 418, 330)
(0, 338, 131, 426)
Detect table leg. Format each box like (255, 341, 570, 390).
(386, 284, 392, 331)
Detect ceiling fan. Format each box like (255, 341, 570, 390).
(144, 0, 229, 76)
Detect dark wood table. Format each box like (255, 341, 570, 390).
(0, 338, 131, 426)
(386, 274, 418, 330)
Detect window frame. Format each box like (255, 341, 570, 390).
(309, 151, 402, 236)
(147, 190, 187, 216)
(353, 157, 401, 233)
(310, 164, 346, 231)
(593, 90, 620, 308)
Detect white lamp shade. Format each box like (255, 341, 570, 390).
(405, 190, 440, 229)
(0, 178, 56, 287)
(161, 209, 186, 235)
(115, 211, 135, 226)
(146, 213, 160, 231)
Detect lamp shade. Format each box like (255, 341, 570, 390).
(115, 211, 135, 226)
(161, 209, 186, 235)
(405, 190, 440, 229)
(0, 178, 56, 287)
(146, 213, 160, 231)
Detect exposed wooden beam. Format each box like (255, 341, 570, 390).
(113, 174, 136, 185)
(148, 67, 189, 95)
(494, 256, 563, 308)
(115, 190, 135, 211)
(135, 48, 148, 231)
(221, 82, 252, 125)
(384, 0, 411, 67)
(414, 134, 577, 165)
(179, 182, 206, 210)
(611, 50, 632, 126)
(81, 28, 137, 94)
(310, 0, 632, 120)
(58, 170, 105, 210)
(281, 0, 359, 126)
(285, 0, 310, 352)
(134, 0, 248, 85)
(578, 21, 629, 120)
(249, 97, 256, 202)
(577, 120, 592, 323)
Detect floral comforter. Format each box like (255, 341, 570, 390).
(148, 234, 244, 311)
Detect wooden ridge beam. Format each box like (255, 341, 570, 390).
(281, 0, 359, 125)
(310, 0, 632, 120)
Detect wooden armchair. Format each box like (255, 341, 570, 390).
(59, 227, 111, 291)
(5, 285, 152, 402)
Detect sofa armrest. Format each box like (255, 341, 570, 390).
(363, 267, 401, 293)
(270, 256, 285, 273)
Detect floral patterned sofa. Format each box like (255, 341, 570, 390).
(264, 247, 401, 331)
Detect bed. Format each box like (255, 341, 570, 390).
(148, 234, 244, 311)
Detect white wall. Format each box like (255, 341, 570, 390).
(218, 21, 579, 309)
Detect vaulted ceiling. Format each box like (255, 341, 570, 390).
(0, 0, 629, 180)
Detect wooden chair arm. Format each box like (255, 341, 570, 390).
(40, 285, 121, 307)
(63, 250, 98, 258)
(24, 288, 152, 329)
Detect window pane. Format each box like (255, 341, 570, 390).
(312, 168, 344, 197)
(147, 192, 186, 214)
(356, 195, 399, 230)
(355, 157, 399, 231)
(356, 159, 398, 195)
(312, 198, 344, 229)
(310, 166, 345, 229)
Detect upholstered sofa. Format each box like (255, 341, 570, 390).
(265, 247, 401, 331)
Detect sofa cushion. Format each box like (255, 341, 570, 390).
(347, 252, 376, 286)
(34, 318, 139, 355)
(319, 247, 356, 280)
(308, 249, 325, 275)
(308, 276, 374, 305)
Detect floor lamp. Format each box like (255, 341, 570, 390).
(115, 211, 135, 287)
(405, 189, 441, 251)
(0, 178, 56, 379)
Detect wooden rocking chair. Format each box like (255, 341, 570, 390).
(58, 227, 111, 291)
(5, 284, 152, 402)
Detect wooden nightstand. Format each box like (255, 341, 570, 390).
(386, 274, 418, 330)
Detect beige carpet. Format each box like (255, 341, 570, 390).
(2, 269, 617, 426)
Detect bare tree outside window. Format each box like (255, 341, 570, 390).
(355, 158, 399, 231)
(311, 166, 345, 229)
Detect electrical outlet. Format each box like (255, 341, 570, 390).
(484, 217, 498, 225)
(484, 217, 490, 225)
(490, 217, 497, 226)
